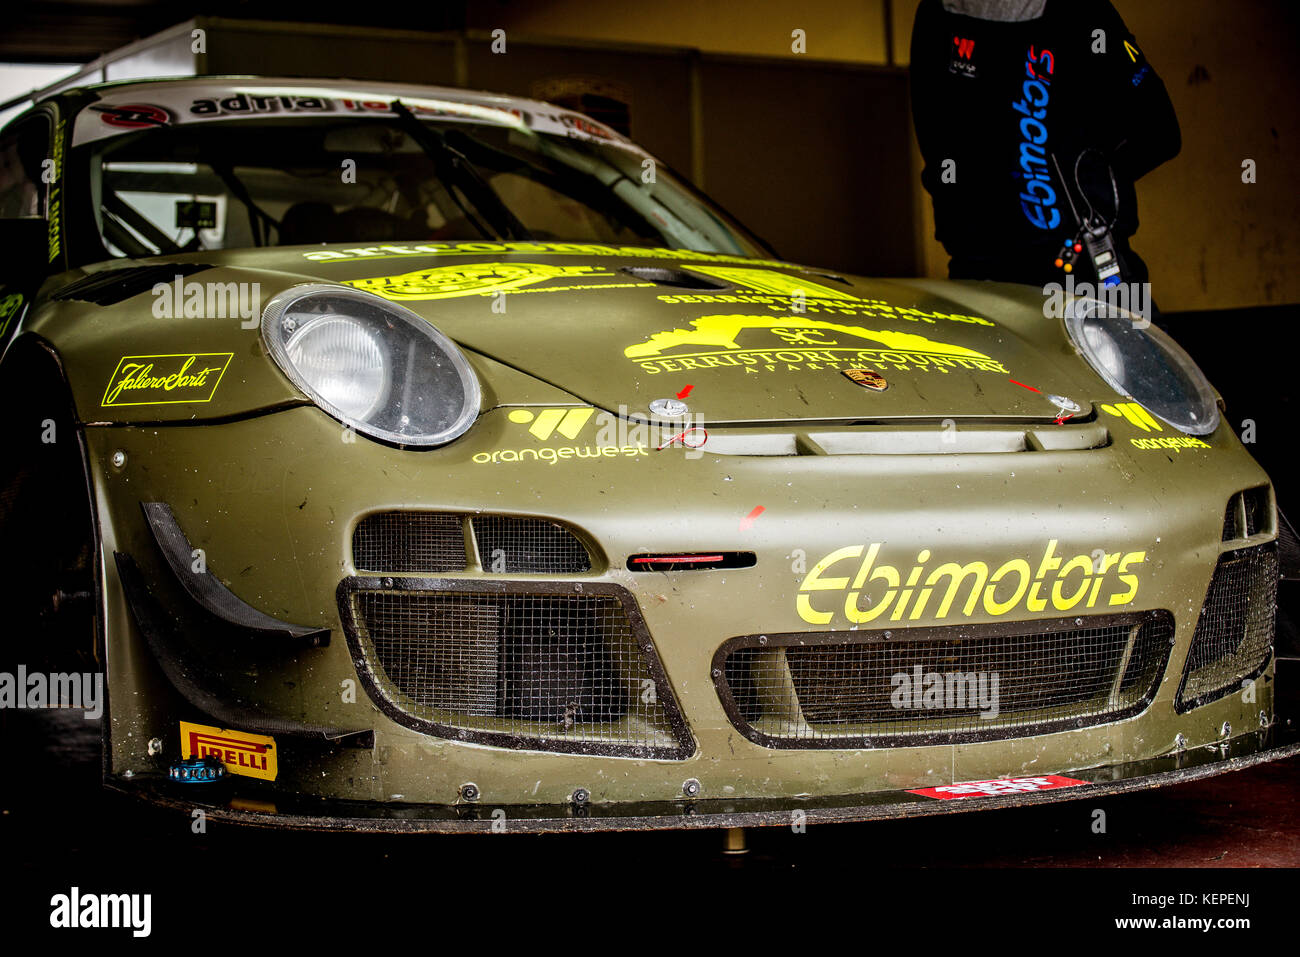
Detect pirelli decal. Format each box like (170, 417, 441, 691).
(179, 721, 277, 781)
(101, 353, 232, 407)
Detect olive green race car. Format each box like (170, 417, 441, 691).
(1, 77, 1294, 832)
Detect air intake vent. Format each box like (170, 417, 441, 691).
(338, 577, 692, 758)
(471, 516, 591, 573)
(1176, 543, 1278, 712)
(1243, 486, 1270, 537)
(620, 266, 730, 289)
(715, 612, 1173, 748)
(1222, 486, 1273, 541)
(352, 512, 593, 574)
(353, 512, 466, 573)
(53, 264, 212, 305)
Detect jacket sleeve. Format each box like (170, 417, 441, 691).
(908, 0, 948, 193)
(1088, 0, 1181, 181)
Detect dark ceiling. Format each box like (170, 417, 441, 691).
(2, 1, 477, 62)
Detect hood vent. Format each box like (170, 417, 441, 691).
(620, 266, 730, 289)
(695, 423, 1110, 456)
(53, 264, 213, 305)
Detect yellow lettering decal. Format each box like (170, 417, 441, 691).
(1109, 551, 1146, 605)
(983, 559, 1032, 615)
(1051, 555, 1094, 610)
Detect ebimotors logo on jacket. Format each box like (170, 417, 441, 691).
(1015, 45, 1061, 230)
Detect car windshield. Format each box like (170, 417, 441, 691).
(81, 115, 767, 259)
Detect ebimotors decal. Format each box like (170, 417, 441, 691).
(797, 539, 1147, 625)
(179, 721, 277, 781)
(909, 775, 1086, 800)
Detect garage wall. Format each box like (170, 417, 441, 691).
(42, 2, 1297, 308)
(466, 0, 891, 63)
(476, 0, 1300, 310)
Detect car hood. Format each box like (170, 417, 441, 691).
(275, 244, 1097, 424)
(41, 243, 1103, 426)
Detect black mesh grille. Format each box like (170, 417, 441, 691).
(353, 512, 466, 573)
(471, 516, 591, 574)
(1177, 543, 1278, 711)
(1222, 500, 1239, 541)
(716, 613, 1173, 748)
(340, 579, 689, 757)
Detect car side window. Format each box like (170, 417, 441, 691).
(0, 115, 51, 221)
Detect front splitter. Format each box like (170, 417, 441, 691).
(108, 722, 1300, 834)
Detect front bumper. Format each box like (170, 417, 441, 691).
(86, 401, 1285, 823)
(110, 723, 1300, 832)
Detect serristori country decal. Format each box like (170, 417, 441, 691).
(657, 266, 995, 325)
(797, 540, 1146, 625)
(179, 720, 277, 781)
(343, 262, 641, 300)
(625, 314, 1008, 376)
(101, 353, 233, 407)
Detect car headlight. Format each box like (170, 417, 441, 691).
(261, 284, 480, 446)
(1064, 297, 1219, 435)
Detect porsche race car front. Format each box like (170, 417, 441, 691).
(0, 77, 1293, 831)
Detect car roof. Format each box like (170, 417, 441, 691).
(49, 75, 634, 150)
(42, 74, 559, 114)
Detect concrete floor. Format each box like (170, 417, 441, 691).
(2, 666, 1296, 871)
(3, 655, 1294, 943)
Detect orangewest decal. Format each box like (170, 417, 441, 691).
(472, 407, 650, 465)
(797, 540, 1146, 626)
(179, 721, 277, 781)
(101, 353, 232, 407)
(1101, 401, 1212, 452)
(344, 262, 623, 301)
(625, 314, 1006, 376)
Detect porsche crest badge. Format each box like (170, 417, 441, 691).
(842, 368, 888, 391)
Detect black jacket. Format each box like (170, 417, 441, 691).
(910, 0, 1180, 286)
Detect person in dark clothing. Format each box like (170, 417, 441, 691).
(909, 0, 1180, 288)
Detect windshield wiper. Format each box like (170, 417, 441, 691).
(389, 99, 532, 241)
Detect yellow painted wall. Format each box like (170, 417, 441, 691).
(469, 0, 889, 62)
(473, 0, 1299, 309)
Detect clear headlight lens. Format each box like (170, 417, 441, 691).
(1065, 297, 1219, 436)
(261, 284, 480, 446)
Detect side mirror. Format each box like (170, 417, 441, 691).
(0, 219, 53, 289)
